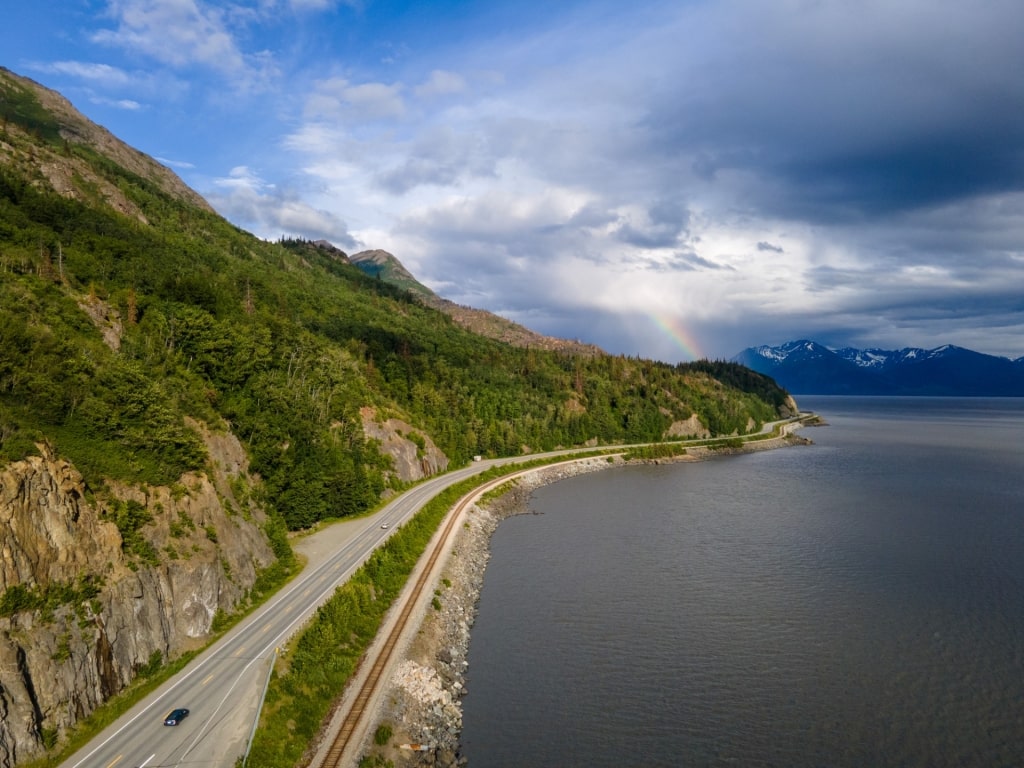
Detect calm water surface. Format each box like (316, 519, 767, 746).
(461, 397, 1024, 767)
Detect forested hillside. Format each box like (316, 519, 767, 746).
(0, 67, 791, 532)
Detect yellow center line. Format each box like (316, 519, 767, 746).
(201, 674, 215, 686)
(105, 756, 123, 768)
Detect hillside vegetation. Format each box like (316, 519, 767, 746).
(0, 68, 791, 532)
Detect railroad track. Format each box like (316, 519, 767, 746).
(318, 480, 488, 766)
(317, 459, 603, 766)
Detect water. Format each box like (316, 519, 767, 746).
(461, 397, 1024, 767)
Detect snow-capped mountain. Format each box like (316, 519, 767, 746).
(832, 344, 971, 370)
(732, 341, 1024, 395)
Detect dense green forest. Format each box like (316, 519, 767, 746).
(0, 70, 791, 531)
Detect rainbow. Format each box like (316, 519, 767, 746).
(650, 313, 704, 361)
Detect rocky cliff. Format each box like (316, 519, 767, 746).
(0, 66, 214, 217)
(0, 428, 275, 766)
(361, 407, 450, 485)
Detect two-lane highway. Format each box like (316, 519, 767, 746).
(57, 424, 806, 768)
(56, 454, 557, 768)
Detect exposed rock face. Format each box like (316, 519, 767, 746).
(780, 394, 801, 418)
(361, 407, 449, 484)
(77, 295, 123, 352)
(0, 67, 215, 215)
(0, 452, 118, 593)
(664, 413, 711, 439)
(0, 431, 275, 766)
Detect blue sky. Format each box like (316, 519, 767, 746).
(3, 0, 1024, 362)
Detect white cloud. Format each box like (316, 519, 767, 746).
(156, 156, 195, 169)
(374, 125, 497, 194)
(414, 70, 466, 100)
(35, 60, 134, 87)
(26, 56, 191, 106)
(213, 165, 267, 192)
(94, 0, 244, 71)
(206, 166, 360, 249)
(90, 96, 143, 110)
(287, 0, 359, 10)
(91, 0, 279, 90)
(305, 77, 405, 121)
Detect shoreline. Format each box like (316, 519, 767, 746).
(356, 428, 813, 767)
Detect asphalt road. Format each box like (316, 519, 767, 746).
(55, 454, 558, 768)
(56, 422, 805, 768)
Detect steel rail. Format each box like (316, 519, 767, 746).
(319, 477, 483, 765)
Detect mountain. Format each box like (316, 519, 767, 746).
(348, 247, 604, 354)
(733, 340, 1024, 395)
(0, 66, 212, 215)
(349, 247, 434, 297)
(0, 67, 793, 763)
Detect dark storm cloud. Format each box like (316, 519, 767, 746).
(615, 222, 681, 249)
(661, 251, 732, 272)
(641, 0, 1024, 222)
(766, 138, 1024, 221)
(686, 251, 731, 270)
(567, 203, 619, 229)
(390, 1, 1024, 360)
(613, 199, 692, 248)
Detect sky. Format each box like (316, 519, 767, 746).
(3, 0, 1024, 363)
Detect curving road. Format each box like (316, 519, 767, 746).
(55, 452, 586, 768)
(56, 421, 806, 768)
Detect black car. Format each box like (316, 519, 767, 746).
(163, 708, 189, 726)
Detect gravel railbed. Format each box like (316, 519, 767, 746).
(357, 456, 622, 768)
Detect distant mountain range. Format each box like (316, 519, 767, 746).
(732, 340, 1024, 396)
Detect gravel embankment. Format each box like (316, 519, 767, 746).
(358, 456, 622, 768)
